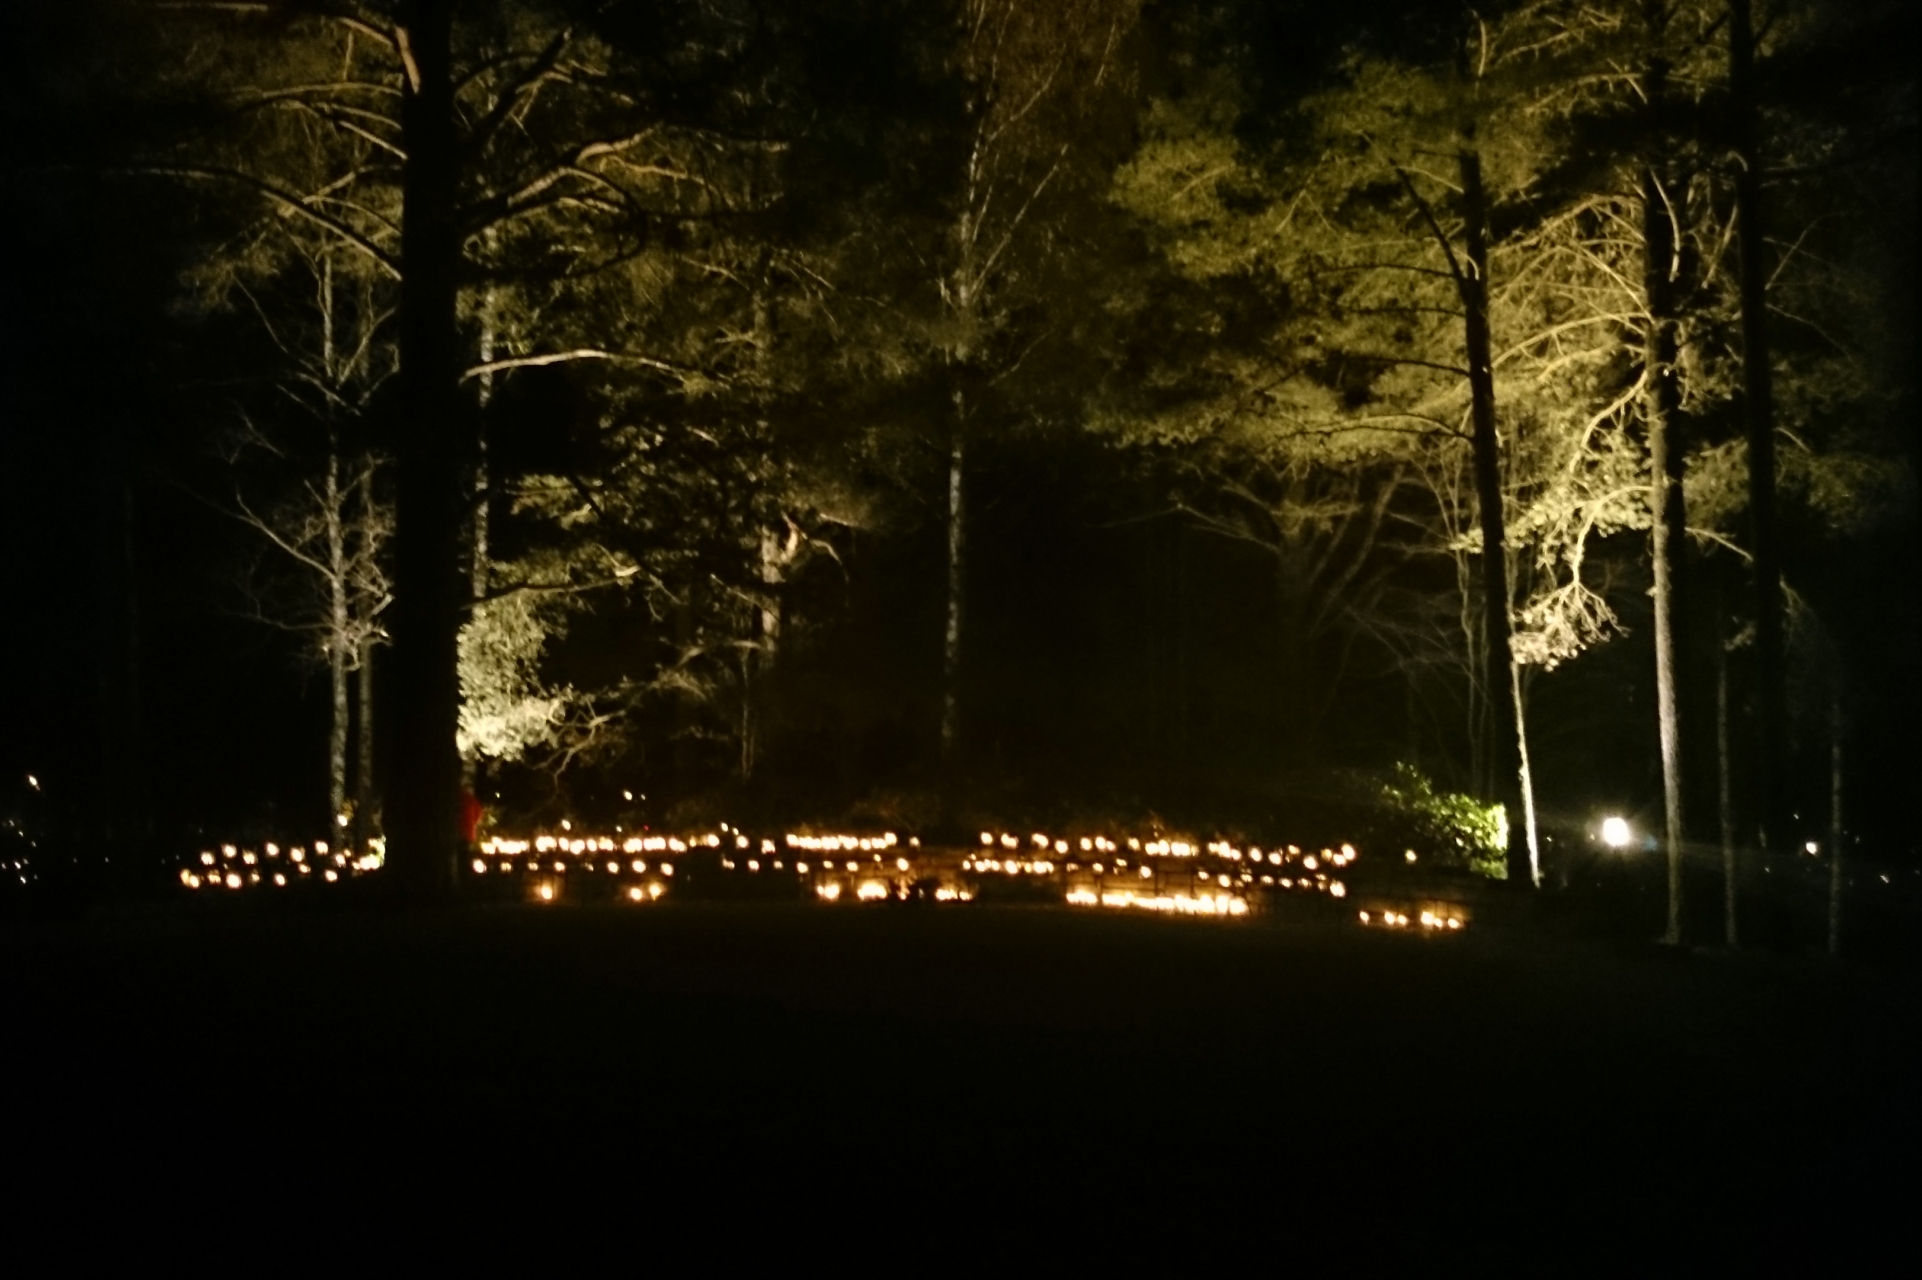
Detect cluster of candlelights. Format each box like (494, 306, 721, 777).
(1065, 888, 1250, 917)
(177, 839, 382, 890)
(1358, 908, 1464, 931)
(177, 824, 1423, 926)
(971, 832, 1356, 915)
(471, 835, 675, 905)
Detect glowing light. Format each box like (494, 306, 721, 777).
(1405, 850, 1418, 864)
(660, 863, 673, 876)
(1601, 817, 1632, 849)
(632, 860, 646, 873)
(896, 857, 910, 871)
(323, 870, 337, 883)
(472, 859, 486, 874)
(817, 882, 842, 901)
(796, 862, 808, 874)
(200, 852, 216, 867)
(538, 884, 554, 901)
(857, 880, 889, 901)
(628, 887, 644, 902)
(1329, 881, 1347, 899)
(272, 873, 286, 887)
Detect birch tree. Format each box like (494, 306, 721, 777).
(150, 0, 835, 894)
(927, 0, 1138, 761)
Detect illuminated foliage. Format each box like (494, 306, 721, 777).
(1377, 763, 1508, 880)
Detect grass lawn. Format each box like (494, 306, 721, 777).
(4, 900, 1913, 1260)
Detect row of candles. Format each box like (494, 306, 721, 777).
(176, 827, 1462, 931)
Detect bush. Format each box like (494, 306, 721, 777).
(1376, 764, 1508, 880)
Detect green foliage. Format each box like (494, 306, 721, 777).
(1378, 763, 1508, 880)
(457, 588, 582, 764)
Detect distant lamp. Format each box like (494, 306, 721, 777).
(1601, 816, 1632, 849)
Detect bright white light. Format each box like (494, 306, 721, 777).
(1601, 816, 1632, 848)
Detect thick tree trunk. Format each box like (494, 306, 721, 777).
(1828, 691, 1843, 956)
(385, 0, 463, 902)
(1730, 0, 1787, 863)
(1456, 143, 1525, 883)
(1716, 623, 1738, 948)
(1642, 54, 1689, 946)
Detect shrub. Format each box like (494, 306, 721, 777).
(1377, 764, 1508, 880)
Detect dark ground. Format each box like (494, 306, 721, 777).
(3, 901, 1913, 1262)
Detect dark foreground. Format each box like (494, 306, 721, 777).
(3, 902, 1914, 1260)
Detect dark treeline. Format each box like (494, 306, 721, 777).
(1, 0, 1913, 934)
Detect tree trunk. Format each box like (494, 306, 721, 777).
(1512, 659, 1540, 886)
(941, 404, 964, 761)
(1828, 690, 1843, 956)
(354, 634, 375, 853)
(1730, 0, 1787, 864)
(325, 444, 350, 831)
(385, 0, 464, 902)
(1456, 143, 1525, 883)
(1716, 621, 1738, 948)
(1642, 52, 1688, 946)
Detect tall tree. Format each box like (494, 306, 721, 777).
(926, 0, 1138, 762)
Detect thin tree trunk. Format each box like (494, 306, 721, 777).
(461, 275, 493, 794)
(1174, 524, 1191, 766)
(1512, 659, 1540, 886)
(354, 634, 375, 852)
(1456, 142, 1525, 883)
(1828, 690, 1843, 956)
(325, 444, 350, 830)
(1717, 622, 1738, 948)
(941, 407, 964, 761)
(386, 0, 464, 901)
(1730, 0, 1787, 864)
(744, 276, 778, 782)
(1643, 51, 1688, 946)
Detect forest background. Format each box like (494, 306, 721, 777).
(0, 0, 1912, 911)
